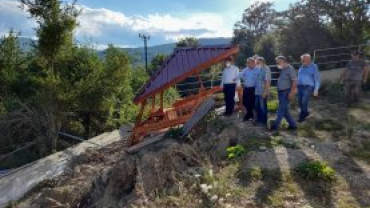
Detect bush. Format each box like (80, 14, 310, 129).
(249, 166, 263, 181)
(296, 160, 336, 181)
(226, 145, 246, 159)
(314, 119, 343, 131)
(267, 100, 279, 113)
(320, 81, 343, 103)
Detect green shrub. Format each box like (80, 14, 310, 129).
(270, 88, 278, 99)
(249, 166, 263, 181)
(320, 81, 343, 103)
(296, 160, 336, 181)
(314, 119, 343, 131)
(267, 100, 279, 113)
(227, 145, 246, 159)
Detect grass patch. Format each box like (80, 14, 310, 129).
(320, 81, 344, 103)
(350, 140, 370, 164)
(296, 160, 336, 182)
(313, 119, 343, 131)
(298, 124, 318, 139)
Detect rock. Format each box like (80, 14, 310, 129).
(100, 170, 109, 185)
(210, 195, 219, 202)
(259, 146, 267, 152)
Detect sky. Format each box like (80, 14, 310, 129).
(0, 0, 297, 48)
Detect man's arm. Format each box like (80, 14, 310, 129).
(363, 63, 368, 84)
(235, 67, 241, 87)
(313, 65, 321, 96)
(289, 68, 298, 100)
(263, 68, 272, 98)
(342, 62, 350, 83)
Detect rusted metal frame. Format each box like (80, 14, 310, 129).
(160, 91, 164, 110)
(173, 87, 222, 108)
(151, 95, 156, 113)
(130, 100, 148, 145)
(134, 115, 192, 134)
(134, 46, 239, 104)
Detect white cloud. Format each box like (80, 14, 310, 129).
(0, 1, 233, 47)
(76, 5, 233, 44)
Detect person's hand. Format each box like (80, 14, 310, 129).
(288, 92, 295, 101)
(313, 91, 319, 97)
(262, 91, 268, 99)
(363, 79, 367, 85)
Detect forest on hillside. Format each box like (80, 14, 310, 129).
(0, 0, 369, 169)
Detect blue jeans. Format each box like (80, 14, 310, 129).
(272, 90, 297, 128)
(298, 85, 314, 120)
(255, 95, 268, 124)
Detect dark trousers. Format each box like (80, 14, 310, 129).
(298, 85, 314, 120)
(255, 95, 268, 124)
(243, 87, 255, 119)
(223, 84, 236, 115)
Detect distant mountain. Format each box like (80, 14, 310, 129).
(3, 36, 232, 63)
(98, 37, 232, 63)
(0, 36, 36, 52)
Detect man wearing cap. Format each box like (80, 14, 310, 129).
(221, 57, 241, 116)
(342, 51, 368, 106)
(270, 56, 298, 131)
(297, 54, 321, 123)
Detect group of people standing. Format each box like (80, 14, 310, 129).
(221, 51, 368, 131)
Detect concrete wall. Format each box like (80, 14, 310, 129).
(0, 129, 129, 208)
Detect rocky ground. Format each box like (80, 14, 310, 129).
(9, 83, 370, 208)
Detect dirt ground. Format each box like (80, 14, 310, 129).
(9, 88, 370, 208)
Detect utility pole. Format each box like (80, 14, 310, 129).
(139, 33, 150, 70)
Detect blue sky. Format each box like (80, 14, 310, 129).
(0, 0, 297, 48)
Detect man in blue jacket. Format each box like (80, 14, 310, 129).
(297, 54, 320, 123)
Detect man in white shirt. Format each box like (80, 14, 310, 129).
(221, 57, 240, 116)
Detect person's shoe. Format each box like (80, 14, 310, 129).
(269, 124, 278, 131)
(298, 117, 306, 123)
(223, 112, 232, 117)
(287, 126, 298, 131)
(243, 115, 251, 121)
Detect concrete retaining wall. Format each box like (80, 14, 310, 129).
(0, 129, 129, 208)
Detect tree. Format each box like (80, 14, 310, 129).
(232, 2, 276, 66)
(277, 1, 337, 60)
(254, 34, 279, 65)
(104, 45, 137, 127)
(148, 54, 167, 76)
(317, 0, 370, 45)
(233, 1, 276, 57)
(3, 0, 81, 153)
(131, 66, 149, 93)
(176, 37, 200, 48)
(0, 30, 27, 97)
(19, 0, 80, 73)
